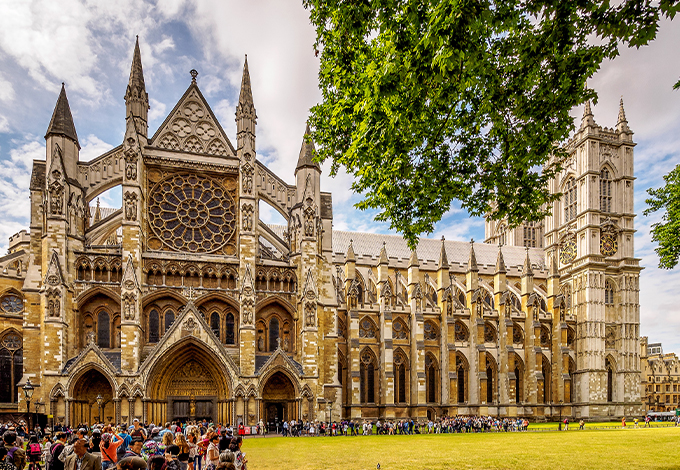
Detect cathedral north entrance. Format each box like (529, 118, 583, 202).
(146, 339, 231, 424)
(261, 371, 296, 431)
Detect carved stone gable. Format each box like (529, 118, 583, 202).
(121, 255, 139, 291)
(151, 87, 235, 157)
(44, 250, 64, 287)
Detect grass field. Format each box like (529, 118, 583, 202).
(242, 426, 680, 470)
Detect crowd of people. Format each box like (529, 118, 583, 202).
(0, 420, 247, 470)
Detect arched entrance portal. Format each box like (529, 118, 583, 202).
(70, 368, 114, 424)
(147, 340, 231, 425)
(261, 372, 296, 432)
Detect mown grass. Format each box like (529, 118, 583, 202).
(242, 426, 680, 470)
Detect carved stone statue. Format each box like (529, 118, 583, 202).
(124, 192, 138, 221)
(257, 334, 264, 352)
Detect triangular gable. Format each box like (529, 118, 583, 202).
(121, 254, 139, 290)
(138, 300, 239, 376)
(44, 250, 64, 287)
(257, 348, 304, 378)
(150, 83, 236, 157)
(62, 342, 118, 376)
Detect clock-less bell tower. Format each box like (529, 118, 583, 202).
(543, 98, 642, 418)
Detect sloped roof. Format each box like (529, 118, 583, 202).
(45, 84, 79, 147)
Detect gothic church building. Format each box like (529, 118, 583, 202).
(0, 40, 642, 426)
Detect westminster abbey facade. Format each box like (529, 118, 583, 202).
(0, 39, 643, 426)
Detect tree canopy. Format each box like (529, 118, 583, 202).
(303, 0, 679, 247)
(644, 164, 680, 269)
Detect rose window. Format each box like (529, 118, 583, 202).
(1, 294, 23, 313)
(148, 174, 236, 253)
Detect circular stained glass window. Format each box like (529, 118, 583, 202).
(1, 294, 23, 313)
(148, 174, 236, 253)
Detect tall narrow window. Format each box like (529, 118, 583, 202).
(360, 350, 376, 404)
(564, 178, 578, 222)
(149, 309, 159, 343)
(269, 317, 280, 351)
(542, 357, 550, 403)
(606, 358, 614, 402)
(486, 364, 494, 404)
(600, 169, 612, 213)
(225, 313, 235, 345)
(394, 352, 407, 403)
(0, 333, 22, 403)
(210, 312, 220, 339)
(604, 280, 614, 305)
(514, 365, 521, 404)
(97, 311, 110, 349)
(457, 359, 466, 404)
(426, 355, 437, 403)
(165, 310, 175, 333)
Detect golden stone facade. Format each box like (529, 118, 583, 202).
(0, 40, 643, 426)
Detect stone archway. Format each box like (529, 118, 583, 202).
(70, 368, 115, 425)
(261, 371, 296, 432)
(146, 339, 231, 425)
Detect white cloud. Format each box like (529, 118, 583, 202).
(79, 135, 114, 162)
(149, 98, 168, 124)
(0, 73, 14, 102)
(0, 139, 43, 223)
(0, 115, 9, 133)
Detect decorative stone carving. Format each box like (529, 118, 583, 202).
(241, 298, 254, 325)
(45, 290, 61, 318)
(242, 203, 253, 231)
(124, 191, 138, 221)
(182, 317, 198, 333)
(305, 302, 316, 328)
(303, 206, 315, 237)
(241, 162, 253, 194)
(122, 292, 136, 320)
(49, 181, 64, 215)
(124, 148, 138, 180)
(45, 251, 63, 287)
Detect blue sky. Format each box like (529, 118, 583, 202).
(0, 1, 678, 353)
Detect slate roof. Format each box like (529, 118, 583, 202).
(30, 161, 46, 190)
(45, 84, 80, 147)
(331, 230, 545, 271)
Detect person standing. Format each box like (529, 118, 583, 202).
(48, 433, 68, 470)
(64, 440, 101, 470)
(2, 431, 26, 470)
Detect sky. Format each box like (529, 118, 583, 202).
(0, 1, 678, 352)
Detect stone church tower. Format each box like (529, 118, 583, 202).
(0, 39, 641, 424)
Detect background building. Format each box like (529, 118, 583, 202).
(640, 337, 680, 413)
(0, 40, 643, 426)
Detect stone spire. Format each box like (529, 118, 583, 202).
(296, 123, 320, 174)
(467, 239, 478, 272)
(45, 83, 80, 148)
(438, 236, 449, 269)
(236, 55, 256, 119)
(549, 251, 559, 278)
(93, 198, 101, 224)
(494, 244, 506, 274)
(345, 239, 355, 262)
(522, 247, 534, 277)
(409, 249, 420, 267)
(580, 99, 596, 130)
(616, 97, 631, 134)
(378, 241, 388, 265)
(126, 36, 146, 99)
(124, 36, 149, 137)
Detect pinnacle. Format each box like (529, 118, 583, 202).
(467, 239, 478, 272)
(345, 239, 355, 262)
(238, 55, 254, 107)
(549, 251, 559, 277)
(617, 97, 627, 124)
(127, 36, 146, 96)
(494, 244, 506, 274)
(296, 122, 320, 173)
(580, 99, 596, 130)
(522, 247, 534, 277)
(45, 83, 80, 147)
(378, 242, 389, 265)
(409, 249, 420, 268)
(438, 236, 449, 269)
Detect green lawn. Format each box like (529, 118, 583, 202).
(242, 426, 680, 470)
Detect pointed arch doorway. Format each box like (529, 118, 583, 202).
(261, 371, 296, 431)
(147, 340, 231, 424)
